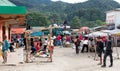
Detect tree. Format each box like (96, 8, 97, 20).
(95, 20, 105, 26)
(71, 16, 81, 29)
(26, 12, 50, 27)
(48, 13, 61, 24)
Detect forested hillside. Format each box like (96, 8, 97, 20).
(9, 0, 120, 28)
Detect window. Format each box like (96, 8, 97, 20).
(117, 24, 120, 29)
(106, 24, 115, 30)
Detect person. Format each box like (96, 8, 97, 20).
(47, 35, 54, 62)
(56, 35, 61, 46)
(31, 43, 36, 54)
(48, 36, 54, 53)
(1, 35, 10, 64)
(35, 43, 40, 51)
(101, 36, 113, 67)
(96, 37, 104, 65)
(81, 37, 89, 53)
(74, 36, 80, 54)
(66, 35, 71, 42)
(39, 39, 42, 47)
(9, 42, 14, 52)
(43, 38, 48, 52)
(23, 33, 27, 50)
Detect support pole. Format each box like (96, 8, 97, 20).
(49, 27, 53, 62)
(25, 32, 29, 63)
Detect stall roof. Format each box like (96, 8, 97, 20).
(0, 6, 26, 14)
(0, 0, 26, 14)
(0, 0, 16, 6)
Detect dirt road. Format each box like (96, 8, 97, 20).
(0, 47, 120, 71)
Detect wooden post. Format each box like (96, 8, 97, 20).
(49, 26, 53, 62)
(25, 32, 29, 63)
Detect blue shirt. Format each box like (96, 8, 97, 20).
(2, 40, 10, 52)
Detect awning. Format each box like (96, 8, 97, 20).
(0, 6, 26, 14)
(11, 28, 25, 34)
(30, 32, 43, 37)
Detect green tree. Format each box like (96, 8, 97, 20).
(49, 13, 62, 24)
(71, 16, 81, 29)
(95, 20, 105, 26)
(26, 12, 50, 26)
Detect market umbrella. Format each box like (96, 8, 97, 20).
(80, 26, 89, 31)
(85, 31, 108, 37)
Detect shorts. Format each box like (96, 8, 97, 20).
(97, 52, 102, 57)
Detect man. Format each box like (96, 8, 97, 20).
(101, 36, 113, 67)
(1, 35, 10, 64)
(74, 36, 80, 54)
(96, 37, 104, 65)
(81, 37, 88, 53)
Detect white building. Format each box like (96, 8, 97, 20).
(106, 8, 120, 29)
(105, 8, 120, 46)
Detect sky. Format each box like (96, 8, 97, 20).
(51, 0, 120, 4)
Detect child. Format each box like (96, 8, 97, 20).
(9, 43, 14, 52)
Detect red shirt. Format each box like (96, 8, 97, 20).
(35, 44, 40, 51)
(102, 37, 106, 43)
(78, 36, 82, 41)
(57, 35, 61, 41)
(66, 35, 70, 41)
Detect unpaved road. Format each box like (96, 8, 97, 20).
(0, 47, 120, 71)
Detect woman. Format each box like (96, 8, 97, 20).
(35, 43, 40, 51)
(1, 35, 10, 64)
(47, 35, 54, 62)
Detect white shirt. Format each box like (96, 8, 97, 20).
(48, 40, 54, 46)
(83, 40, 88, 45)
(43, 40, 48, 45)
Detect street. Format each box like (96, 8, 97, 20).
(0, 47, 120, 71)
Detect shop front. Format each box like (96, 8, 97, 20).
(0, 6, 26, 42)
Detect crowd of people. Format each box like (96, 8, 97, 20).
(43, 33, 114, 67)
(27, 35, 54, 62)
(72, 35, 113, 67)
(0, 33, 114, 67)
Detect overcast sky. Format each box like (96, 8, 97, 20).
(51, 0, 120, 3)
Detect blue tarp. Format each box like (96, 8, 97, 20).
(30, 32, 42, 37)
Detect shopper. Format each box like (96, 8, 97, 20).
(101, 36, 113, 67)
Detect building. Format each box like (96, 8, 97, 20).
(106, 8, 120, 46)
(0, 0, 26, 42)
(106, 8, 120, 30)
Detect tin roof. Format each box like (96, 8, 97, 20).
(0, 0, 16, 6)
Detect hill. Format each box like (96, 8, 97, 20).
(9, 0, 120, 28)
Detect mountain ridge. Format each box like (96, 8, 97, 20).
(8, 0, 120, 28)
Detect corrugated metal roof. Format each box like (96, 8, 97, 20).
(0, 0, 16, 6)
(106, 8, 120, 13)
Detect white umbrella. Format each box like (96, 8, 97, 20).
(85, 31, 108, 37)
